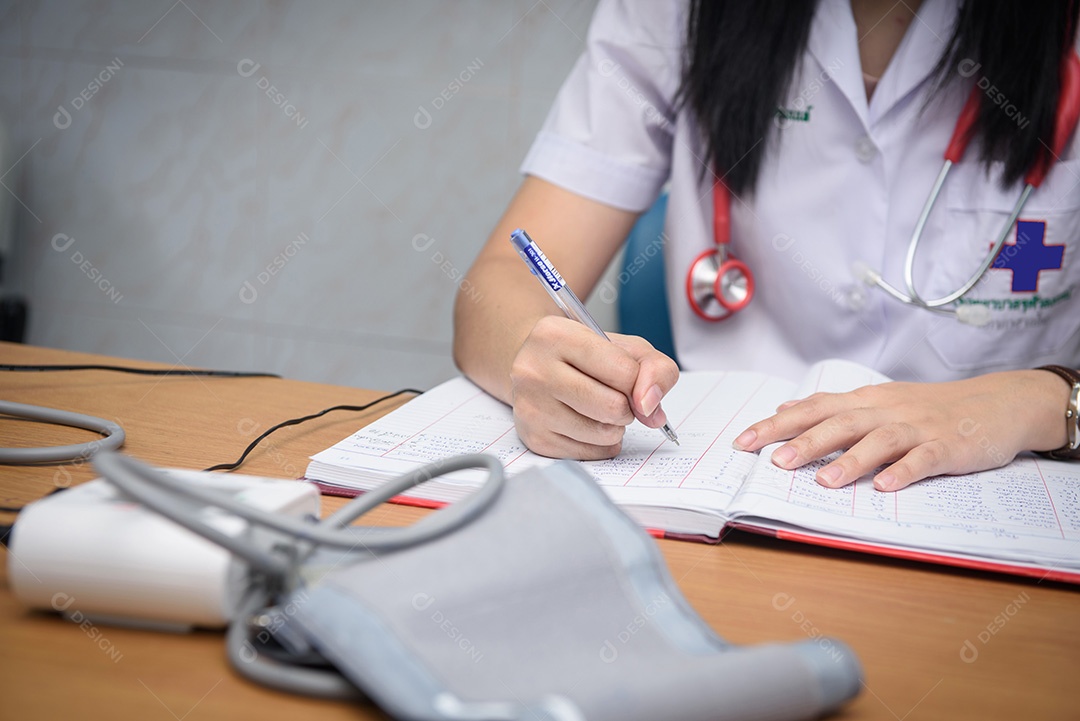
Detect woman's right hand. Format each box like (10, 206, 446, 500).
(509, 315, 680, 459)
(453, 176, 662, 451)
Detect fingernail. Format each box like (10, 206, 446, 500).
(732, 429, 757, 450)
(640, 384, 663, 417)
(817, 465, 842, 487)
(771, 445, 797, 468)
(874, 472, 896, 492)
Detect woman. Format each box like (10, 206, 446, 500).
(453, 0, 1080, 490)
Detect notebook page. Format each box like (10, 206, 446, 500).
(594, 371, 792, 515)
(306, 379, 543, 487)
(307, 371, 796, 518)
(729, 360, 1080, 569)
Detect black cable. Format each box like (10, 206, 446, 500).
(0, 362, 421, 507)
(0, 363, 280, 378)
(203, 389, 424, 473)
(0, 390, 426, 494)
(0, 390, 424, 541)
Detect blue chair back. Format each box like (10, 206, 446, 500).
(617, 193, 678, 364)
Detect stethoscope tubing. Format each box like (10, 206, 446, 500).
(868, 159, 1035, 312)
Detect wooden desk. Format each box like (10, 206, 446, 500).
(1, 341, 1077, 720)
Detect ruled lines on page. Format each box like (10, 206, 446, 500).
(307, 371, 795, 514)
(728, 360, 1080, 569)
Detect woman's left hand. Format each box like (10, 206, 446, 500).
(732, 370, 1071, 491)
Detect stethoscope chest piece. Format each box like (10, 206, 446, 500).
(686, 247, 754, 321)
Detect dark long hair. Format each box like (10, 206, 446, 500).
(680, 0, 1079, 195)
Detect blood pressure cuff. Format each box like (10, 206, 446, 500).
(281, 462, 862, 721)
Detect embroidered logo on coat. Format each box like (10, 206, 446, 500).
(776, 106, 813, 123)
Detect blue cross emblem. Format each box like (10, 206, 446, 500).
(990, 220, 1064, 293)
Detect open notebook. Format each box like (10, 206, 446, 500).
(305, 359, 1080, 583)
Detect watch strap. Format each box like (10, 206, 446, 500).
(1035, 365, 1080, 460)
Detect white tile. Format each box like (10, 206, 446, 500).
(4, 0, 604, 391)
(0, 3, 24, 54)
(246, 68, 521, 345)
(501, 0, 595, 92)
(246, 0, 518, 88)
(15, 0, 263, 64)
(27, 301, 457, 390)
(11, 60, 259, 315)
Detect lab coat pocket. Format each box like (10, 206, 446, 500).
(924, 158, 1080, 371)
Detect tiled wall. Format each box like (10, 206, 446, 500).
(0, 0, 607, 391)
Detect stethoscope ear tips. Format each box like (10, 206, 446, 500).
(850, 261, 879, 286)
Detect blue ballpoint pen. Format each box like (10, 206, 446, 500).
(509, 228, 680, 446)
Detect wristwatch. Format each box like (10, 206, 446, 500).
(1036, 365, 1080, 460)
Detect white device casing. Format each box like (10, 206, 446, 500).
(8, 470, 319, 631)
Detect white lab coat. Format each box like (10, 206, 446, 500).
(521, 0, 1080, 383)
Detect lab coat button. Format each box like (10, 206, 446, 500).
(841, 284, 868, 311)
(854, 136, 877, 163)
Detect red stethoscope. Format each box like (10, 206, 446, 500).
(686, 180, 754, 321)
(686, 51, 1080, 324)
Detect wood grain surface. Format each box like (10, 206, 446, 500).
(1, 341, 1076, 721)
